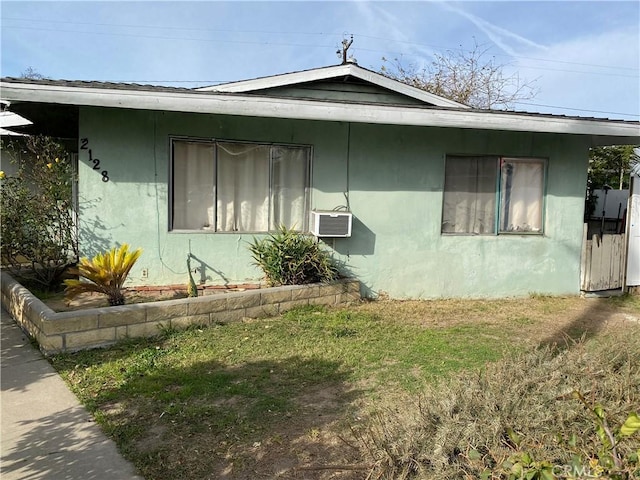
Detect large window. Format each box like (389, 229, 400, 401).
(442, 155, 545, 235)
(171, 139, 311, 232)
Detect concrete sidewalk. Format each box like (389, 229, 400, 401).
(1, 309, 143, 479)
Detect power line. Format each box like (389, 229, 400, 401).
(4, 24, 638, 80)
(3, 18, 638, 117)
(1, 25, 334, 49)
(512, 102, 639, 119)
(1, 16, 337, 38)
(359, 46, 639, 79)
(353, 33, 640, 72)
(3, 17, 639, 74)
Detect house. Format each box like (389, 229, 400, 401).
(1, 63, 639, 298)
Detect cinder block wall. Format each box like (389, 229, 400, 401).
(1, 273, 360, 354)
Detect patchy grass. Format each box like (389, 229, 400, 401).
(49, 295, 640, 479)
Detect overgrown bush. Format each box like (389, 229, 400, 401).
(356, 330, 640, 479)
(0, 136, 78, 290)
(248, 226, 339, 286)
(64, 244, 142, 306)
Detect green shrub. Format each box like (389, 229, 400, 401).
(355, 330, 640, 479)
(0, 136, 78, 290)
(248, 226, 339, 286)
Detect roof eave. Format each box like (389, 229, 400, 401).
(1, 81, 638, 141)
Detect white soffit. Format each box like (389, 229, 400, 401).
(197, 64, 469, 109)
(1, 81, 639, 141)
(0, 110, 31, 135)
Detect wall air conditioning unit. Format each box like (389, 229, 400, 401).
(310, 210, 352, 237)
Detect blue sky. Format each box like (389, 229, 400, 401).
(1, 1, 639, 119)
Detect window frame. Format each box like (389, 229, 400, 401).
(497, 157, 547, 235)
(441, 154, 547, 236)
(169, 136, 312, 234)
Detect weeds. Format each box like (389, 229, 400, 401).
(356, 329, 640, 479)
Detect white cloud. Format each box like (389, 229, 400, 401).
(438, 2, 548, 57)
(512, 27, 640, 118)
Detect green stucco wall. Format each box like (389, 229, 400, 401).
(78, 107, 589, 298)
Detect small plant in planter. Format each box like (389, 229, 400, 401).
(64, 244, 142, 306)
(248, 226, 339, 286)
(186, 255, 198, 298)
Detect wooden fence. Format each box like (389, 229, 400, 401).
(580, 226, 626, 292)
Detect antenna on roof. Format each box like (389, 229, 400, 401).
(336, 34, 356, 65)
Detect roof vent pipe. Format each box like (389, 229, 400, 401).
(337, 34, 354, 65)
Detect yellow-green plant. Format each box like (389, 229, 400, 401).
(64, 244, 142, 306)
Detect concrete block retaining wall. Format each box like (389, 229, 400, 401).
(0, 272, 360, 355)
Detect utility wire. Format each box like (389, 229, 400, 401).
(4, 24, 638, 80)
(353, 33, 640, 72)
(1, 25, 333, 50)
(512, 102, 639, 119)
(3, 20, 637, 118)
(1, 16, 338, 37)
(3, 19, 638, 74)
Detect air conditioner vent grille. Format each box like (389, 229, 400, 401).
(310, 211, 352, 237)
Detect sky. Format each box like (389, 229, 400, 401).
(1, 1, 639, 120)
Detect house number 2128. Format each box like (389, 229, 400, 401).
(80, 138, 109, 182)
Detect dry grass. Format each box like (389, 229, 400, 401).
(50, 294, 640, 480)
(355, 326, 640, 479)
(354, 295, 639, 346)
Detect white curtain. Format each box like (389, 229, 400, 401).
(500, 159, 543, 232)
(271, 147, 310, 230)
(216, 142, 270, 232)
(172, 141, 214, 230)
(442, 156, 497, 234)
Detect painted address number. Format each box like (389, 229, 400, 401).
(80, 138, 109, 182)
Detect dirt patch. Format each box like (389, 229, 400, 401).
(41, 284, 262, 312)
(196, 386, 367, 480)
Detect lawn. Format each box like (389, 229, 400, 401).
(49, 295, 640, 479)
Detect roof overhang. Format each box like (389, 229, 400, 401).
(0, 110, 32, 136)
(1, 80, 638, 145)
(3, 102, 78, 138)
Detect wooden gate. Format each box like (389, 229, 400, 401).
(580, 226, 627, 292)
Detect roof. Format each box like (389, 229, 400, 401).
(1, 70, 639, 145)
(0, 109, 31, 136)
(196, 63, 469, 109)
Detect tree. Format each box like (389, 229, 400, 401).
(380, 41, 538, 109)
(0, 136, 78, 290)
(588, 145, 639, 191)
(20, 67, 47, 80)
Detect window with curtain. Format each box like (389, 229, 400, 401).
(442, 156, 497, 234)
(171, 139, 310, 232)
(499, 158, 544, 233)
(441, 155, 545, 235)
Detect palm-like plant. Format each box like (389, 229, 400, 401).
(248, 225, 339, 286)
(64, 244, 142, 306)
